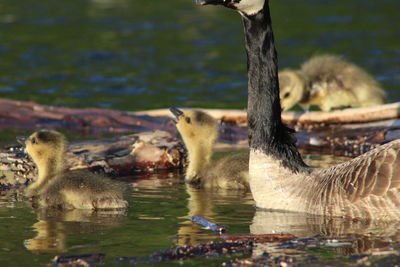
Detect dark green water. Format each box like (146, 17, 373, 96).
(1, 0, 400, 266)
(0, 0, 399, 111)
(0, 156, 349, 267)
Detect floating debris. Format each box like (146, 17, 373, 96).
(114, 240, 254, 265)
(48, 253, 106, 267)
(191, 215, 227, 233)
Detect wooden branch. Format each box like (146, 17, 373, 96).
(134, 102, 400, 124)
(283, 102, 400, 124)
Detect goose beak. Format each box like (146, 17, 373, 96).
(169, 107, 184, 123)
(196, 0, 226, 5)
(16, 136, 28, 146)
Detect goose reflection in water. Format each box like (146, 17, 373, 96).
(251, 209, 400, 256)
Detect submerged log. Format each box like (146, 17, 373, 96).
(0, 130, 186, 189)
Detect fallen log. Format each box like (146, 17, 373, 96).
(1, 98, 400, 158)
(0, 98, 174, 134)
(136, 106, 400, 157)
(134, 102, 400, 124)
(0, 130, 186, 189)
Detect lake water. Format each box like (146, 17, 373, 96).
(0, 155, 354, 267)
(0, 0, 400, 266)
(0, 0, 399, 111)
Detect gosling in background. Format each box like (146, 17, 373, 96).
(18, 130, 128, 210)
(279, 55, 385, 111)
(170, 107, 249, 190)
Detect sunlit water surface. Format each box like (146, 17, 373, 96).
(2, 154, 400, 266)
(0, 0, 399, 112)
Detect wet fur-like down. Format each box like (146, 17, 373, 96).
(36, 170, 127, 210)
(279, 55, 385, 111)
(22, 130, 128, 210)
(171, 108, 249, 190)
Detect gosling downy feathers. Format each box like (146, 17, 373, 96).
(18, 130, 128, 210)
(279, 69, 308, 111)
(170, 107, 249, 190)
(199, 0, 400, 219)
(279, 55, 385, 111)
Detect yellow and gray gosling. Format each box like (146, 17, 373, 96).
(279, 55, 385, 111)
(18, 130, 128, 210)
(170, 107, 249, 190)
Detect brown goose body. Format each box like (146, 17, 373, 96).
(279, 55, 385, 111)
(170, 107, 249, 190)
(198, 0, 400, 219)
(251, 140, 400, 219)
(19, 130, 128, 210)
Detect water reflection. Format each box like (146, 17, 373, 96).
(176, 185, 254, 246)
(251, 209, 400, 256)
(25, 208, 127, 254)
(1, 152, 400, 264)
(170, 153, 400, 259)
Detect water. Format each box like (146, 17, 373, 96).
(0, 0, 399, 111)
(0, 0, 400, 265)
(0, 156, 352, 266)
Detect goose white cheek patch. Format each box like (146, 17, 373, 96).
(235, 0, 265, 16)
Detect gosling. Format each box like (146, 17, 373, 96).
(170, 107, 249, 190)
(279, 55, 385, 111)
(17, 130, 128, 210)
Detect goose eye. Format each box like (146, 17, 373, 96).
(31, 137, 37, 144)
(185, 117, 191, 124)
(283, 92, 290, 98)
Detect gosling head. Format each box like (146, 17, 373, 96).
(17, 130, 66, 168)
(169, 107, 219, 148)
(279, 70, 307, 111)
(196, 0, 266, 16)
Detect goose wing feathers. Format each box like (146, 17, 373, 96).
(317, 140, 400, 203)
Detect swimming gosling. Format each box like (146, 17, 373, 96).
(18, 130, 128, 210)
(170, 107, 249, 190)
(279, 55, 385, 111)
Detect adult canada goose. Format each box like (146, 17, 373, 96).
(279, 55, 386, 111)
(197, 0, 400, 218)
(17, 130, 128, 210)
(170, 107, 249, 190)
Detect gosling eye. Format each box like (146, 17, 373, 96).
(283, 92, 290, 98)
(185, 117, 191, 124)
(31, 137, 37, 144)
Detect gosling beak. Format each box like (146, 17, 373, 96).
(169, 107, 184, 123)
(16, 136, 27, 146)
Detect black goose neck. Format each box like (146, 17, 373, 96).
(242, 3, 308, 172)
